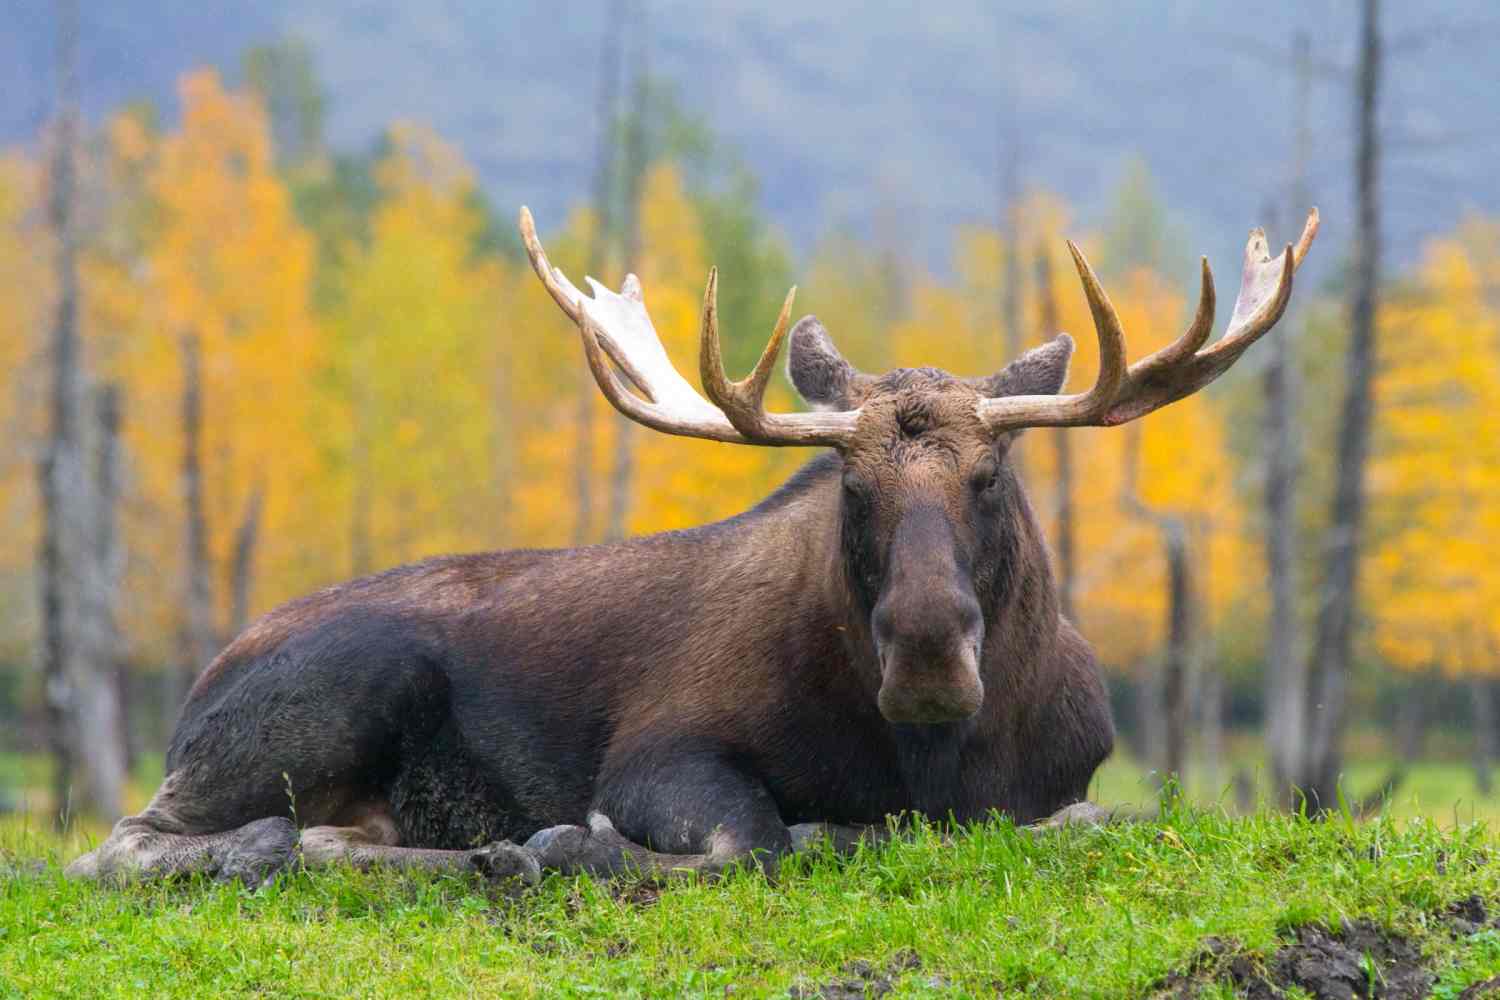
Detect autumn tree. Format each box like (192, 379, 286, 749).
(326, 124, 508, 571)
(1067, 269, 1258, 780)
(116, 69, 322, 714)
(0, 157, 48, 674)
(1367, 221, 1500, 789)
(1301, 0, 1384, 808)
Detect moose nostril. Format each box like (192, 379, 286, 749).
(958, 599, 982, 639)
(872, 592, 982, 662)
(871, 606, 896, 648)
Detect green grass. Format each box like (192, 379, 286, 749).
(7, 745, 1500, 996)
(1092, 737, 1500, 828)
(5, 807, 1500, 998)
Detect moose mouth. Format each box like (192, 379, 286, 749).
(875, 641, 985, 724)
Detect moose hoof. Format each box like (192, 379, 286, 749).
(523, 813, 641, 876)
(216, 816, 298, 886)
(523, 823, 590, 872)
(1028, 801, 1114, 832)
(787, 822, 881, 856)
(469, 841, 541, 885)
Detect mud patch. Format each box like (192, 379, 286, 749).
(1153, 918, 1434, 999)
(1446, 894, 1490, 936)
(1273, 921, 1429, 999)
(1459, 975, 1500, 999)
(787, 949, 927, 999)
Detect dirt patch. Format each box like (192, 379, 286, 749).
(1272, 921, 1430, 999)
(1153, 918, 1435, 999)
(1459, 975, 1500, 999)
(787, 949, 927, 999)
(1446, 894, 1489, 936)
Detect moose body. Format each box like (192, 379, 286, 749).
(69, 206, 1318, 884)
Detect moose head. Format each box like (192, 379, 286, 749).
(519, 207, 1319, 725)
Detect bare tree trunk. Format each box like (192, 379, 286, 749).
(1200, 665, 1224, 794)
(75, 384, 126, 820)
(1394, 673, 1427, 764)
(1053, 430, 1076, 621)
(1139, 659, 1165, 775)
(998, 131, 1022, 361)
(1473, 675, 1496, 797)
(605, 0, 649, 542)
(38, 0, 85, 828)
(227, 486, 263, 637)
(1194, 517, 1222, 794)
(575, 0, 628, 545)
(996, 134, 1030, 560)
(176, 331, 217, 725)
(1033, 243, 1075, 620)
(1121, 426, 1192, 781)
(118, 659, 139, 777)
(1305, 0, 1382, 808)
(491, 361, 513, 547)
(350, 363, 374, 576)
(491, 296, 515, 546)
(1161, 524, 1191, 780)
(1266, 31, 1312, 808)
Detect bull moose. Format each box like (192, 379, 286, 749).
(68, 206, 1319, 885)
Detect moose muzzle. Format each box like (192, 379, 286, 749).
(871, 506, 985, 724)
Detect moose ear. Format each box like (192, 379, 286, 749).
(968, 334, 1074, 399)
(787, 316, 859, 411)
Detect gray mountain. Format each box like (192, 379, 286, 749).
(4, 1, 1495, 277)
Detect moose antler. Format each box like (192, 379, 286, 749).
(519, 207, 859, 447)
(978, 208, 1320, 433)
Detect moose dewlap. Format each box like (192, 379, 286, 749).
(67, 205, 1319, 884)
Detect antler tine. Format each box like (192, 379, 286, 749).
(574, 305, 744, 443)
(519, 206, 582, 322)
(519, 207, 859, 450)
(1064, 240, 1129, 420)
(973, 242, 1128, 434)
(977, 207, 1319, 434)
(1292, 206, 1320, 268)
(700, 270, 799, 437)
(1128, 256, 1217, 377)
(1204, 243, 1295, 361)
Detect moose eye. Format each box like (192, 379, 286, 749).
(971, 458, 1001, 495)
(842, 469, 871, 504)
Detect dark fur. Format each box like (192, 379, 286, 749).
(126, 337, 1114, 869)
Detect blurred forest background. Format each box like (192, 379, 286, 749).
(3, 0, 1499, 829)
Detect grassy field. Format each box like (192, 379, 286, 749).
(8, 747, 1500, 997)
(6, 806, 1500, 998)
(1092, 751, 1500, 829)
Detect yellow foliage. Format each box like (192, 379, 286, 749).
(1368, 221, 1500, 675)
(1063, 271, 1258, 667)
(0, 154, 48, 656)
(328, 123, 508, 567)
(113, 69, 323, 653)
(627, 164, 805, 535)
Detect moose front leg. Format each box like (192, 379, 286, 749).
(299, 813, 540, 884)
(786, 821, 888, 854)
(525, 748, 799, 878)
(524, 812, 761, 878)
(525, 815, 887, 878)
(1028, 800, 1118, 830)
